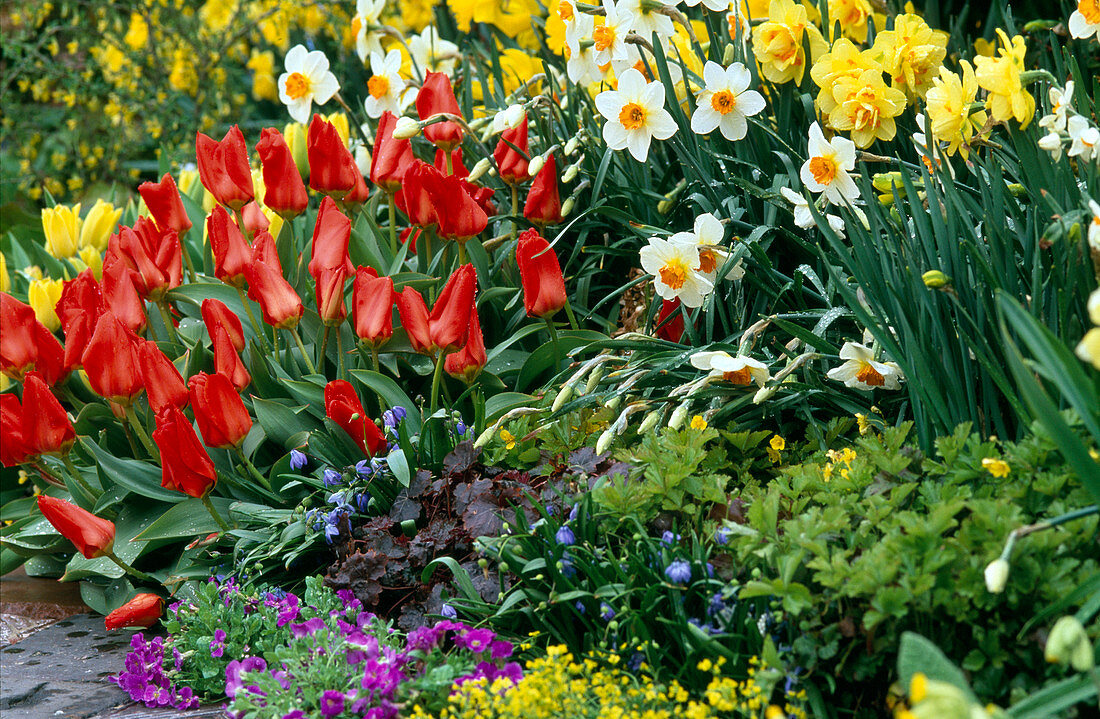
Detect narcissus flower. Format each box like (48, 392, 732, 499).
(105, 593, 164, 631)
(825, 68, 907, 147)
(407, 26, 460, 75)
(278, 45, 340, 124)
(826, 341, 904, 389)
(364, 50, 408, 119)
(925, 61, 987, 157)
(353, 0, 387, 62)
(1069, 0, 1100, 40)
(690, 61, 766, 142)
(639, 237, 713, 308)
(591, 0, 634, 67)
(751, 0, 827, 85)
(669, 212, 742, 285)
(779, 187, 847, 235)
(870, 14, 948, 100)
(37, 495, 115, 559)
(800, 122, 859, 206)
(691, 349, 770, 388)
(974, 30, 1035, 128)
(595, 68, 678, 162)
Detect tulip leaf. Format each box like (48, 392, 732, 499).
(81, 437, 183, 503)
(132, 496, 235, 542)
(63, 506, 162, 581)
(348, 370, 421, 432)
(515, 330, 606, 392)
(251, 397, 322, 448)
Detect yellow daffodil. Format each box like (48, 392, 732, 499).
(811, 39, 881, 116)
(871, 14, 948, 100)
(79, 198, 122, 252)
(925, 60, 986, 157)
(752, 0, 827, 85)
(826, 67, 907, 147)
(974, 29, 1035, 128)
(42, 204, 82, 258)
(827, 0, 882, 43)
(28, 277, 64, 331)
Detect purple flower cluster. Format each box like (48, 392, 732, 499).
(111, 634, 198, 710)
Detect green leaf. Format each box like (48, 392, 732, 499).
(81, 438, 182, 503)
(386, 447, 411, 487)
(485, 392, 536, 423)
(422, 556, 480, 601)
(251, 397, 321, 448)
(896, 632, 977, 703)
(348, 369, 422, 432)
(1009, 675, 1097, 718)
(132, 497, 235, 542)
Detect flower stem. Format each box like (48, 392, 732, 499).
(236, 286, 269, 352)
(458, 241, 467, 265)
(106, 551, 157, 583)
(155, 300, 180, 344)
(387, 192, 399, 256)
(429, 351, 448, 415)
(319, 325, 332, 371)
(124, 405, 159, 461)
(62, 454, 100, 498)
(546, 317, 562, 372)
(288, 327, 317, 374)
(180, 244, 197, 284)
(337, 330, 346, 381)
(563, 298, 580, 331)
(201, 493, 232, 532)
(510, 185, 520, 243)
(233, 446, 271, 491)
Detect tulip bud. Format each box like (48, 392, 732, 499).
(37, 495, 115, 559)
(1045, 616, 1094, 672)
(393, 116, 421, 139)
(80, 199, 125, 251)
(283, 122, 310, 179)
(984, 558, 1009, 593)
(42, 204, 82, 258)
(28, 278, 63, 332)
(105, 593, 164, 630)
(528, 154, 546, 177)
(466, 157, 492, 183)
(922, 270, 950, 288)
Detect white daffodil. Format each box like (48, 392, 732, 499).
(1088, 288, 1100, 326)
(595, 68, 677, 161)
(827, 342, 904, 390)
(780, 187, 847, 235)
(618, 0, 676, 40)
(685, 0, 733, 12)
(353, 0, 387, 63)
(1038, 82, 1074, 133)
(690, 350, 771, 388)
(640, 236, 713, 307)
(1069, 0, 1100, 40)
(1088, 199, 1100, 252)
(278, 45, 340, 124)
(591, 0, 635, 67)
(363, 50, 407, 118)
(408, 26, 459, 75)
(1067, 115, 1100, 162)
(669, 212, 743, 283)
(1038, 131, 1064, 161)
(565, 13, 605, 85)
(800, 122, 859, 207)
(492, 104, 527, 133)
(690, 61, 766, 142)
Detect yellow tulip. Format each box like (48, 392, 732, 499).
(28, 278, 64, 332)
(73, 246, 104, 280)
(0, 253, 9, 293)
(324, 112, 350, 147)
(283, 122, 310, 180)
(79, 199, 123, 252)
(42, 204, 82, 258)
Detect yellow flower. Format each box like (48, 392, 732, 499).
(925, 60, 986, 157)
(981, 457, 1010, 477)
(283, 122, 310, 180)
(325, 112, 351, 147)
(826, 68, 907, 147)
(827, 0, 882, 43)
(690, 415, 708, 430)
(200, 0, 237, 33)
(973, 29, 1035, 128)
(752, 0, 827, 85)
(73, 246, 103, 281)
(123, 12, 148, 50)
(28, 278, 64, 332)
(247, 50, 279, 102)
(855, 413, 871, 435)
(0, 253, 8, 293)
(42, 204, 82, 258)
(79, 198, 122, 252)
(810, 38, 881, 117)
(870, 14, 948, 100)
(500, 429, 517, 450)
(769, 435, 786, 451)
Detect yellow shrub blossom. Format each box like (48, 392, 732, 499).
(42, 204, 82, 258)
(247, 50, 279, 102)
(123, 12, 149, 51)
(973, 29, 1035, 128)
(870, 14, 948, 100)
(752, 0, 828, 85)
(28, 278, 64, 332)
(825, 68, 907, 147)
(925, 60, 987, 157)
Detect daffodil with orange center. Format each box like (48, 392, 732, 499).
(827, 342, 904, 390)
(353, 0, 386, 62)
(363, 49, 407, 118)
(826, 67, 907, 147)
(870, 14, 948, 101)
(668, 213, 744, 286)
(691, 61, 766, 141)
(1069, 0, 1100, 39)
(595, 68, 677, 161)
(278, 45, 340, 124)
(810, 38, 881, 117)
(800, 122, 859, 206)
(592, 0, 634, 68)
(690, 350, 771, 388)
(640, 237, 713, 308)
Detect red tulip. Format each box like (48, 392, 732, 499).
(138, 173, 192, 235)
(106, 217, 182, 301)
(308, 196, 355, 279)
(196, 126, 254, 210)
(208, 206, 251, 287)
(316, 266, 349, 327)
(37, 495, 115, 559)
(251, 229, 283, 273)
(494, 116, 530, 184)
(307, 114, 358, 196)
(201, 298, 245, 353)
(0, 393, 33, 467)
(20, 372, 76, 456)
(1, 292, 66, 384)
(417, 72, 464, 152)
(524, 154, 563, 227)
(429, 264, 477, 353)
(654, 298, 685, 342)
(516, 229, 567, 319)
(435, 175, 488, 243)
(445, 304, 486, 383)
(396, 160, 443, 229)
(153, 406, 218, 498)
(395, 287, 431, 354)
(323, 380, 386, 457)
(241, 201, 269, 237)
(245, 258, 303, 329)
(370, 111, 414, 193)
(256, 127, 309, 218)
(57, 271, 105, 369)
(136, 340, 188, 414)
(82, 312, 144, 404)
(352, 267, 394, 347)
(188, 372, 252, 449)
(212, 325, 252, 390)
(101, 258, 148, 334)
(105, 593, 163, 631)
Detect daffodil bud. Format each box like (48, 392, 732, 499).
(467, 157, 492, 183)
(603, 396, 621, 412)
(564, 137, 580, 156)
(595, 427, 615, 455)
(638, 410, 660, 434)
(528, 154, 546, 177)
(1037, 132, 1062, 154)
(585, 367, 605, 394)
(562, 163, 579, 183)
(872, 172, 905, 193)
(561, 198, 574, 217)
(1045, 616, 1094, 671)
(668, 403, 689, 430)
(922, 270, 950, 289)
(1006, 183, 1027, 198)
(473, 426, 496, 449)
(721, 44, 737, 65)
(500, 103, 526, 131)
(392, 116, 421, 139)
(984, 558, 1009, 593)
(551, 383, 574, 412)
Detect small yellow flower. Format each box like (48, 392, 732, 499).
(690, 415, 709, 430)
(856, 413, 871, 435)
(42, 204, 82, 258)
(909, 672, 928, 702)
(769, 435, 786, 451)
(981, 457, 1010, 477)
(500, 429, 517, 450)
(28, 278, 64, 332)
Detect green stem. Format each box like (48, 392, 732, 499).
(124, 405, 159, 461)
(155, 300, 180, 344)
(546, 316, 562, 372)
(429, 351, 448, 415)
(371, 345, 380, 373)
(563, 298, 580, 331)
(145, 307, 159, 342)
(458, 242, 467, 265)
(319, 325, 332, 371)
(510, 184, 520, 243)
(201, 493, 232, 532)
(387, 192, 398, 256)
(106, 551, 157, 583)
(62, 454, 100, 498)
(236, 286, 269, 351)
(288, 327, 317, 374)
(180, 241, 197, 284)
(233, 446, 272, 491)
(337, 330, 346, 381)
(473, 385, 486, 437)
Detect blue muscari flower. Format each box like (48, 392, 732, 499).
(560, 553, 577, 578)
(660, 531, 680, 546)
(555, 525, 575, 546)
(568, 504, 579, 522)
(706, 562, 715, 578)
(574, 601, 585, 614)
(600, 603, 615, 621)
(354, 492, 370, 514)
(382, 407, 406, 430)
(289, 450, 308, 471)
(324, 523, 341, 544)
(455, 421, 467, 436)
(664, 560, 691, 584)
(714, 528, 730, 545)
(355, 460, 373, 477)
(440, 604, 457, 619)
(392, 406, 407, 422)
(323, 469, 343, 487)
